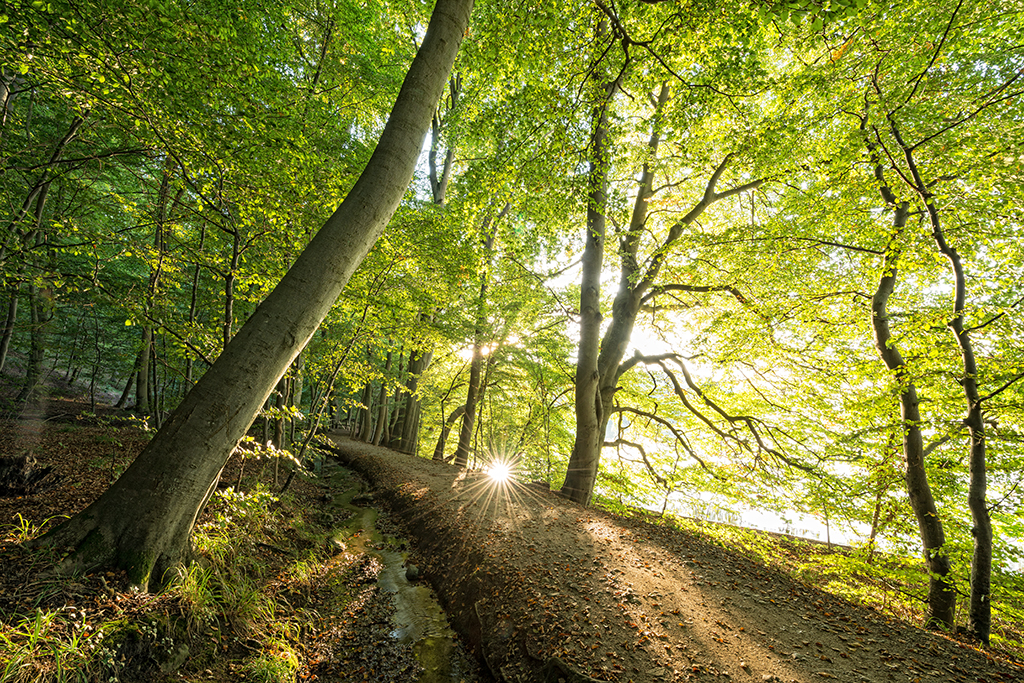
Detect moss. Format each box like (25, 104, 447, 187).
(118, 547, 157, 589)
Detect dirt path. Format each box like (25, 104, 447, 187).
(327, 437, 1022, 683)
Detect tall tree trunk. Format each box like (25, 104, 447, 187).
(891, 123, 989, 641)
(358, 381, 374, 442)
(0, 286, 18, 374)
(560, 41, 619, 505)
(392, 344, 432, 454)
(185, 225, 207, 387)
(869, 190, 955, 630)
(454, 207, 506, 467)
(15, 174, 55, 403)
(15, 284, 46, 403)
(561, 79, 764, 506)
(135, 327, 152, 416)
(388, 349, 406, 441)
(35, 0, 474, 589)
(223, 229, 241, 349)
(371, 348, 393, 445)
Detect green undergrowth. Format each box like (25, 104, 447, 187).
(0, 470, 356, 683)
(599, 499, 1024, 663)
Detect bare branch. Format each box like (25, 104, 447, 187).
(980, 371, 1024, 405)
(611, 405, 717, 474)
(905, 0, 964, 105)
(640, 283, 748, 308)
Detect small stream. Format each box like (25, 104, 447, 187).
(324, 463, 476, 683)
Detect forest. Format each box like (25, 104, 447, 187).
(2, 0, 1024, 674)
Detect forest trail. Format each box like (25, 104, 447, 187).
(327, 437, 1022, 683)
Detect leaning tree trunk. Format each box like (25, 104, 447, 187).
(433, 404, 466, 461)
(34, 0, 474, 589)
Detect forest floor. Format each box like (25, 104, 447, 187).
(326, 437, 1024, 683)
(0, 393, 1020, 683)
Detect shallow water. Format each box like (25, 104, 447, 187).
(326, 463, 475, 683)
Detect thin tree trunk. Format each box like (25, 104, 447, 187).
(223, 229, 241, 349)
(892, 122, 990, 641)
(372, 348, 393, 445)
(116, 354, 139, 409)
(16, 284, 45, 403)
(0, 286, 18, 374)
(35, 0, 474, 589)
(358, 381, 374, 442)
(135, 327, 152, 416)
(869, 195, 955, 630)
(185, 225, 206, 387)
(433, 404, 466, 461)
(454, 209, 505, 467)
(388, 349, 406, 443)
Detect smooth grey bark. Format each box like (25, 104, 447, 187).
(35, 0, 475, 589)
(562, 81, 765, 505)
(560, 49, 619, 505)
(371, 348, 393, 445)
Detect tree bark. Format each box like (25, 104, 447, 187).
(560, 33, 620, 504)
(454, 207, 507, 467)
(393, 346, 432, 454)
(433, 404, 466, 461)
(34, 0, 475, 589)
(134, 327, 152, 416)
(0, 286, 18, 374)
(562, 79, 766, 506)
(15, 283, 46, 403)
(869, 198, 955, 630)
(371, 348, 393, 445)
(185, 225, 207, 387)
(889, 122, 989, 641)
(358, 381, 375, 442)
(116, 353, 139, 409)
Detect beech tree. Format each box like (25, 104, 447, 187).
(33, 0, 475, 588)
(559, 2, 785, 505)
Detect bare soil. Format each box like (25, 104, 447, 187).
(0, 397, 1020, 683)
(327, 436, 1023, 683)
